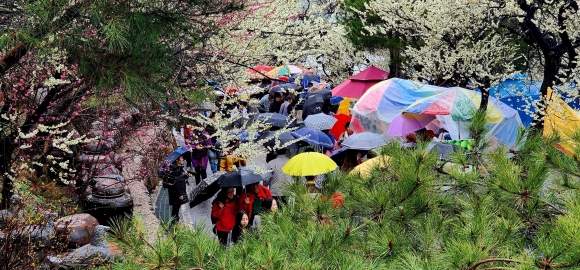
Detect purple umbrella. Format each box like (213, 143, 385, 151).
(387, 113, 436, 137)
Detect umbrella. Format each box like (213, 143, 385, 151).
(426, 142, 465, 160)
(387, 113, 436, 137)
(257, 131, 300, 149)
(246, 65, 275, 75)
(404, 88, 516, 123)
(330, 96, 344, 105)
(254, 113, 294, 127)
(309, 83, 328, 91)
(218, 170, 266, 187)
(329, 114, 351, 140)
(304, 113, 338, 130)
(342, 132, 389, 150)
(332, 66, 389, 99)
(160, 146, 191, 169)
(188, 172, 224, 208)
(269, 83, 301, 94)
(291, 127, 334, 148)
(302, 95, 325, 120)
(282, 152, 338, 176)
(329, 148, 368, 167)
(350, 155, 391, 179)
(267, 65, 313, 77)
(301, 74, 320, 88)
(306, 89, 332, 100)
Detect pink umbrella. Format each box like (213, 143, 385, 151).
(332, 66, 389, 99)
(387, 113, 436, 137)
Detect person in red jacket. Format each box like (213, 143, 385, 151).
(239, 182, 272, 225)
(211, 187, 239, 245)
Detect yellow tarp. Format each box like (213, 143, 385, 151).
(337, 98, 352, 115)
(543, 88, 580, 155)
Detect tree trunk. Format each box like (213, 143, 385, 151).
(478, 77, 491, 112)
(531, 55, 558, 132)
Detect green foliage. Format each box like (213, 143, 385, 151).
(108, 134, 580, 269)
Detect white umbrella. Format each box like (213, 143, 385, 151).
(342, 132, 389, 150)
(304, 113, 337, 130)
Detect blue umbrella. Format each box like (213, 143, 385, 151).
(160, 146, 191, 169)
(487, 74, 579, 127)
(254, 113, 295, 127)
(301, 74, 321, 88)
(291, 127, 334, 148)
(257, 131, 300, 149)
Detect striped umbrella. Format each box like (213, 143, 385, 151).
(266, 65, 313, 77)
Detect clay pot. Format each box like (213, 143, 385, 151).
(55, 214, 99, 248)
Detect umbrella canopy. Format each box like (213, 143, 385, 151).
(403, 88, 523, 147)
(306, 89, 332, 100)
(270, 83, 301, 94)
(304, 113, 338, 130)
(426, 142, 465, 160)
(329, 114, 351, 140)
(246, 65, 275, 75)
(282, 152, 338, 176)
(160, 146, 191, 169)
(257, 131, 300, 149)
(291, 128, 334, 148)
(254, 113, 295, 128)
(332, 66, 389, 99)
(218, 170, 266, 187)
(267, 65, 313, 77)
(341, 132, 389, 150)
(351, 78, 450, 135)
(350, 66, 389, 80)
(404, 88, 515, 123)
(330, 148, 368, 167)
(387, 113, 437, 137)
(350, 155, 391, 179)
(309, 83, 328, 91)
(188, 172, 224, 208)
(302, 95, 325, 120)
(301, 74, 320, 88)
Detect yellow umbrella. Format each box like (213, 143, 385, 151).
(282, 152, 338, 176)
(350, 155, 391, 178)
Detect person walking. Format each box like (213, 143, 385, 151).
(210, 187, 239, 246)
(165, 155, 191, 226)
(264, 149, 292, 206)
(278, 96, 294, 116)
(185, 123, 212, 185)
(239, 183, 272, 225)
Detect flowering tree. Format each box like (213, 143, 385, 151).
(200, 0, 390, 85)
(357, 0, 580, 128)
(0, 0, 244, 207)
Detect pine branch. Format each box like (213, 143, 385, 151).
(469, 258, 520, 270)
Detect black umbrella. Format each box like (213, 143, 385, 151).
(254, 113, 295, 127)
(188, 172, 224, 208)
(302, 95, 325, 120)
(306, 89, 332, 100)
(258, 131, 300, 149)
(218, 170, 266, 187)
(269, 83, 301, 94)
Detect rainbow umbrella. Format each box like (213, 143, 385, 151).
(403, 88, 523, 147)
(351, 78, 449, 135)
(266, 65, 313, 77)
(403, 88, 516, 123)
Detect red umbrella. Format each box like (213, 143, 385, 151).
(246, 65, 275, 75)
(330, 114, 351, 140)
(332, 66, 389, 99)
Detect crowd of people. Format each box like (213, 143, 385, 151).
(164, 80, 361, 246)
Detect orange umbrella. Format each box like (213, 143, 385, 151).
(330, 114, 351, 140)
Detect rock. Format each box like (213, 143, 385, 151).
(0, 195, 22, 229)
(47, 225, 112, 269)
(55, 214, 99, 249)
